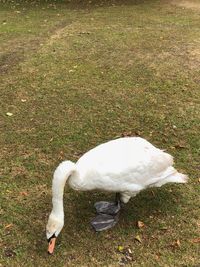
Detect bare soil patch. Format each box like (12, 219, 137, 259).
(188, 43, 200, 69)
(172, 0, 200, 11)
(0, 51, 22, 74)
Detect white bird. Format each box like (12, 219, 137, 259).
(46, 137, 188, 254)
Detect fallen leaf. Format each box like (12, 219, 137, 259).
(126, 255, 133, 261)
(160, 226, 168, 231)
(5, 224, 13, 230)
(191, 237, 200, 243)
(6, 112, 13, 116)
(118, 245, 124, 252)
(121, 131, 132, 137)
(137, 221, 145, 229)
(127, 248, 132, 255)
(20, 191, 28, 196)
(176, 239, 181, 247)
(135, 130, 142, 136)
(134, 235, 142, 243)
(174, 144, 187, 149)
(4, 248, 16, 257)
(171, 239, 181, 249)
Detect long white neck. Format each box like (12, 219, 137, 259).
(51, 160, 76, 218)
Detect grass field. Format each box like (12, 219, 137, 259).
(0, 0, 200, 266)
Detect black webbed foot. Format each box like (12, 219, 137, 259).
(91, 213, 119, 232)
(91, 193, 121, 232)
(94, 201, 120, 215)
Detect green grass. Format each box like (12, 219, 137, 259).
(0, 0, 200, 266)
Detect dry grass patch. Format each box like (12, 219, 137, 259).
(172, 0, 200, 11)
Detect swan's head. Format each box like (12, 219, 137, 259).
(46, 213, 64, 254)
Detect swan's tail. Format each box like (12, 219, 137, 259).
(154, 167, 188, 187)
(147, 166, 188, 188)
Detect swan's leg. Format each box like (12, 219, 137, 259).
(94, 193, 121, 215)
(91, 193, 122, 232)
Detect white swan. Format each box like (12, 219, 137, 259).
(46, 137, 188, 254)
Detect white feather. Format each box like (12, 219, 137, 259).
(67, 137, 187, 193)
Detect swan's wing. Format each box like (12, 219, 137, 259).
(76, 137, 174, 191)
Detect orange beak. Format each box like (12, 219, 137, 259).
(48, 237, 56, 255)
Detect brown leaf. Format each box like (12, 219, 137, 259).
(121, 131, 132, 137)
(171, 239, 181, 249)
(137, 221, 145, 229)
(191, 237, 200, 243)
(176, 239, 181, 247)
(4, 248, 16, 257)
(155, 254, 160, 260)
(20, 191, 28, 196)
(5, 224, 13, 230)
(160, 226, 168, 231)
(135, 130, 142, 136)
(174, 144, 187, 149)
(126, 255, 133, 261)
(134, 235, 142, 243)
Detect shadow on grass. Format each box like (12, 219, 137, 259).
(68, 185, 184, 233)
(29, 185, 184, 258)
